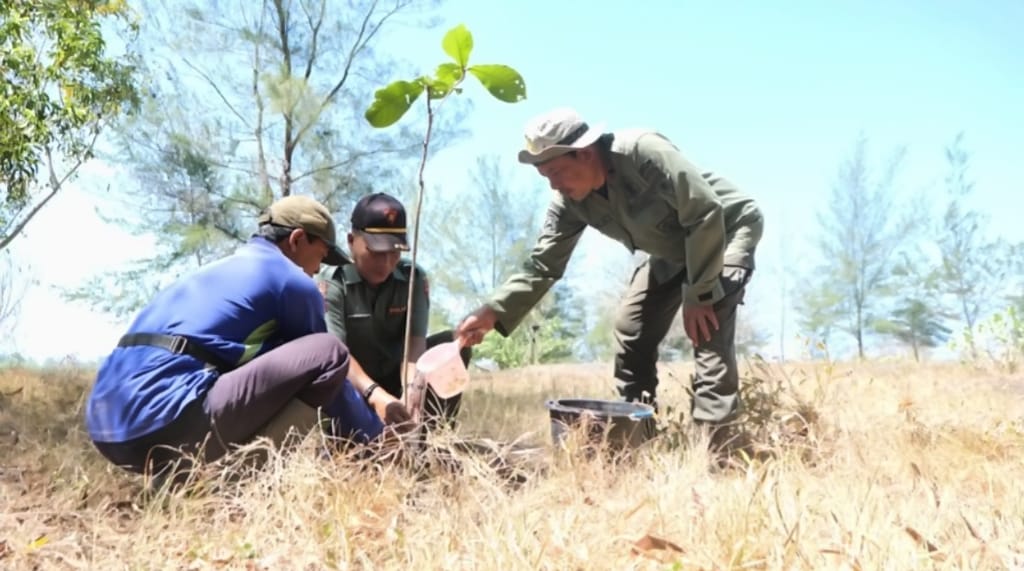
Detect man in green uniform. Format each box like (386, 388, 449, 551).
(318, 192, 471, 436)
(456, 108, 764, 442)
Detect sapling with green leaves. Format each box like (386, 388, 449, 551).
(363, 23, 526, 405)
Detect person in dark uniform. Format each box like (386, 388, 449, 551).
(318, 192, 471, 438)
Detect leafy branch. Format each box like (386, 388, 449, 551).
(363, 23, 526, 401)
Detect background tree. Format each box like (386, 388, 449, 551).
(66, 0, 463, 316)
(797, 134, 911, 359)
(419, 154, 541, 321)
(574, 249, 641, 362)
(656, 296, 768, 362)
(795, 268, 844, 352)
(873, 253, 953, 361)
(1008, 245, 1024, 317)
(473, 281, 582, 369)
(0, 0, 140, 252)
(775, 214, 793, 361)
(934, 132, 1013, 359)
(532, 281, 585, 362)
(735, 313, 771, 359)
(0, 253, 28, 341)
(418, 154, 588, 367)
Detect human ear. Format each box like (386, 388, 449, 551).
(579, 147, 599, 164)
(289, 228, 306, 250)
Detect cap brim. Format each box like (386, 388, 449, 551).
(517, 124, 605, 165)
(362, 232, 409, 253)
(323, 245, 350, 266)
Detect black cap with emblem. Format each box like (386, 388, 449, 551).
(350, 192, 410, 253)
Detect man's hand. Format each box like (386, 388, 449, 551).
(368, 389, 416, 433)
(456, 305, 498, 347)
(683, 304, 719, 347)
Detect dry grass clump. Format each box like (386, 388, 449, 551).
(2, 358, 1023, 569)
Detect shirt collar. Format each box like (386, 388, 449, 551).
(341, 263, 363, 284)
(340, 261, 407, 285)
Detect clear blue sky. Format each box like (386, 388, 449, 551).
(4, 0, 1022, 362)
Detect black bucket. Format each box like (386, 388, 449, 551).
(545, 399, 656, 452)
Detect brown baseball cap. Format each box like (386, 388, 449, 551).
(258, 195, 348, 265)
(350, 192, 410, 253)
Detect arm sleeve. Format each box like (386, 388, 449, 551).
(487, 197, 587, 335)
(320, 276, 348, 343)
(637, 134, 726, 306)
(279, 278, 329, 340)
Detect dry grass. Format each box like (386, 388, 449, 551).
(2, 358, 1024, 570)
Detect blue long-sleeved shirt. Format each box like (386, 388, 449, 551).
(86, 237, 327, 443)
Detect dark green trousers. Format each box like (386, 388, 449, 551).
(612, 260, 752, 424)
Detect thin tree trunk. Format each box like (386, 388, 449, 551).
(856, 304, 865, 359)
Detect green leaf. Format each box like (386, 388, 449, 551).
(467, 64, 527, 103)
(364, 79, 424, 127)
(426, 63, 462, 100)
(435, 62, 462, 86)
(441, 24, 473, 68)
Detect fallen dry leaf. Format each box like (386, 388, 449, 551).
(631, 534, 685, 558)
(0, 539, 11, 560)
(904, 526, 946, 562)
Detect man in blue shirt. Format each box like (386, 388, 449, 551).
(86, 195, 412, 481)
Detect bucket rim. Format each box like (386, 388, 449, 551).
(544, 398, 656, 419)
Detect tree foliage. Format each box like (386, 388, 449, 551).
(474, 281, 583, 369)
(363, 23, 526, 128)
(66, 0, 459, 316)
(415, 154, 587, 368)
(418, 154, 541, 318)
(0, 0, 140, 251)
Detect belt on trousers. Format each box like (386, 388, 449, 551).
(117, 332, 233, 373)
